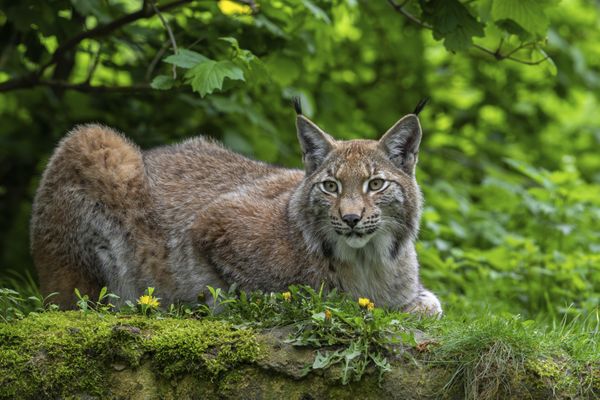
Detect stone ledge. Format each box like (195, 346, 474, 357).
(0, 312, 595, 399)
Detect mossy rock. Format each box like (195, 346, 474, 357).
(0, 312, 596, 399)
(0, 312, 260, 399)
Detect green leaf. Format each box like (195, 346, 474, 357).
(423, 0, 485, 52)
(220, 37, 259, 66)
(151, 75, 175, 90)
(343, 343, 361, 361)
(542, 53, 557, 76)
(311, 311, 326, 322)
(491, 0, 549, 36)
(253, 15, 288, 38)
(495, 19, 532, 41)
(504, 158, 554, 189)
(164, 49, 209, 69)
(185, 60, 245, 97)
(302, 0, 331, 23)
(369, 353, 391, 371)
(219, 37, 240, 48)
(70, 0, 111, 23)
(477, 0, 494, 22)
(312, 350, 341, 369)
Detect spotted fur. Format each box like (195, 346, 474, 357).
(31, 113, 441, 316)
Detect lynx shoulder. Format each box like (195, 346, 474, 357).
(31, 103, 442, 316)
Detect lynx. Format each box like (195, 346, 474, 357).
(30, 99, 442, 316)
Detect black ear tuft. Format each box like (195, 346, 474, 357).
(292, 97, 303, 115)
(413, 97, 429, 116)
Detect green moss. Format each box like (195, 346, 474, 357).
(145, 318, 262, 377)
(0, 312, 262, 399)
(527, 358, 570, 393)
(0, 312, 112, 398)
(526, 357, 599, 398)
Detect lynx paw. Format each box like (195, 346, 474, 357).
(404, 289, 442, 318)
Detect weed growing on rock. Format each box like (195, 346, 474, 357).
(212, 285, 426, 384)
(74, 286, 120, 314)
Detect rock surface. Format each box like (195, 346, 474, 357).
(0, 312, 595, 399)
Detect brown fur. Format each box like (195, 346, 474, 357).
(31, 113, 441, 315)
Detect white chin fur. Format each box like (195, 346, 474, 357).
(344, 235, 372, 248)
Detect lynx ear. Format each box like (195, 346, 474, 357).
(378, 114, 422, 175)
(296, 115, 335, 175)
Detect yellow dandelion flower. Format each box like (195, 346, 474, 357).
(358, 297, 371, 307)
(282, 291, 292, 301)
(218, 0, 253, 16)
(367, 301, 375, 311)
(324, 309, 332, 320)
(137, 295, 160, 308)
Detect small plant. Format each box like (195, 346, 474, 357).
(358, 297, 375, 311)
(206, 285, 237, 316)
(74, 287, 120, 314)
(136, 287, 161, 316)
(0, 288, 24, 322)
(26, 291, 59, 315)
(74, 288, 90, 313)
(0, 288, 59, 321)
(286, 293, 418, 384)
(215, 284, 423, 384)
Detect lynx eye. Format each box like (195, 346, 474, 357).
(321, 180, 339, 194)
(368, 178, 385, 192)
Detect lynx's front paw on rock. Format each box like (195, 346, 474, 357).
(404, 290, 442, 317)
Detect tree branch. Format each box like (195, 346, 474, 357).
(387, 0, 551, 66)
(85, 44, 103, 84)
(507, 54, 550, 65)
(0, 75, 39, 92)
(387, 0, 432, 29)
(151, 0, 179, 79)
(0, 0, 192, 93)
(146, 40, 171, 81)
(41, 0, 192, 74)
(39, 80, 153, 93)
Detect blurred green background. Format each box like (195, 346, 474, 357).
(0, 0, 598, 321)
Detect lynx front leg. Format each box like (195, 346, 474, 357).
(404, 288, 442, 317)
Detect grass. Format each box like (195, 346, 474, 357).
(425, 310, 599, 399)
(432, 316, 547, 398)
(0, 270, 57, 322)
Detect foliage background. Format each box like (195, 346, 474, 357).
(0, 0, 598, 323)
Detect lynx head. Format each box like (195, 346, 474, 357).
(293, 100, 424, 252)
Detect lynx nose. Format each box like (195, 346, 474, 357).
(341, 214, 361, 228)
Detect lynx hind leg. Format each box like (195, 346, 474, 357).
(404, 288, 442, 317)
(31, 124, 149, 307)
(36, 253, 101, 309)
(31, 190, 108, 308)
